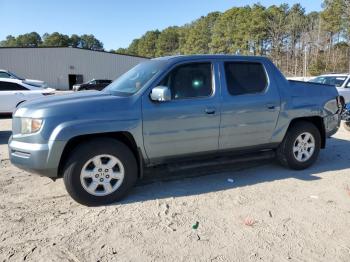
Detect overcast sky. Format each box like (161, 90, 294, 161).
(0, 0, 323, 50)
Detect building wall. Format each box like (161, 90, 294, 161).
(0, 47, 148, 90)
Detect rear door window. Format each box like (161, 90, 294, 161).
(224, 62, 268, 96)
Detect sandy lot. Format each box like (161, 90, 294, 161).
(0, 118, 350, 262)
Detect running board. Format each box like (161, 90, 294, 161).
(140, 150, 276, 185)
(166, 150, 276, 172)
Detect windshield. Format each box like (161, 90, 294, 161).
(105, 60, 166, 95)
(8, 71, 24, 80)
(309, 76, 346, 87)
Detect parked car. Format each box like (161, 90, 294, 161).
(9, 55, 343, 206)
(0, 69, 48, 88)
(309, 74, 350, 103)
(72, 79, 112, 91)
(0, 78, 55, 114)
(342, 103, 350, 131)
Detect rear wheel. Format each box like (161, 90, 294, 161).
(277, 121, 321, 170)
(63, 138, 138, 206)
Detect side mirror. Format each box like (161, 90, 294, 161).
(150, 86, 171, 102)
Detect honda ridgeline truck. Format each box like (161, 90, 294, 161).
(9, 55, 343, 206)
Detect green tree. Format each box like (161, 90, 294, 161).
(127, 39, 141, 55)
(0, 32, 42, 47)
(286, 4, 307, 74)
(265, 4, 289, 67)
(308, 56, 327, 75)
(248, 4, 268, 55)
(16, 32, 42, 47)
(80, 34, 103, 50)
(0, 35, 17, 47)
(321, 0, 344, 39)
(321, 0, 345, 70)
(181, 12, 221, 54)
(69, 34, 82, 47)
(156, 27, 180, 56)
(210, 7, 252, 54)
(42, 32, 70, 47)
(344, 0, 350, 39)
(114, 48, 129, 54)
(137, 30, 160, 57)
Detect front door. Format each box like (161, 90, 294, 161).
(142, 61, 221, 161)
(219, 60, 281, 150)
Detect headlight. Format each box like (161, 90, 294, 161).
(21, 118, 43, 134)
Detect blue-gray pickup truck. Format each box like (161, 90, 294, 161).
(9, 55, 343, 206)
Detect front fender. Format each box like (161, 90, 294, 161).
(49, 118, 145, 160)
(49, 119, 141, 141)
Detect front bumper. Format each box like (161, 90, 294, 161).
(8, 137, 66, 178)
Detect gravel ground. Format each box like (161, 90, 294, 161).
(0, 118, 350, 262)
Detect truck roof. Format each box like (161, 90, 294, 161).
(153, 54, 270, 62)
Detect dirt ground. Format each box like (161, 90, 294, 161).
(0, 118, 350, 262)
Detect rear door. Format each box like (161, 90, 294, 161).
(219, 59, 281, 150)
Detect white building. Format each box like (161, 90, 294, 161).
(0, 47, 148, 90)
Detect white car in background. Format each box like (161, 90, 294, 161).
(309, 74, 350, 103)
(0, 78, 55, 114)
(0, 69, 48, 88)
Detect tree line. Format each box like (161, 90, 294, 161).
(0, 0, 349, 76)
(116, 0, 350, 76)
(0, 32, 103, 50)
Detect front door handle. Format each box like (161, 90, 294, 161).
(205, 108, 216, 114)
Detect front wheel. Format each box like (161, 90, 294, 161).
(277, 121, 321, 170)
(63, 138, 138, 206)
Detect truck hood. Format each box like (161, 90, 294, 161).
(14, 91, 137, 119)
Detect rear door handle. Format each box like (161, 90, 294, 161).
(205, 107, 216, 114)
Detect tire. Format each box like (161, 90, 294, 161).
(63, 138, 138, 206)
(276, 121, 321, 170)
(343, 121, 350, 132)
